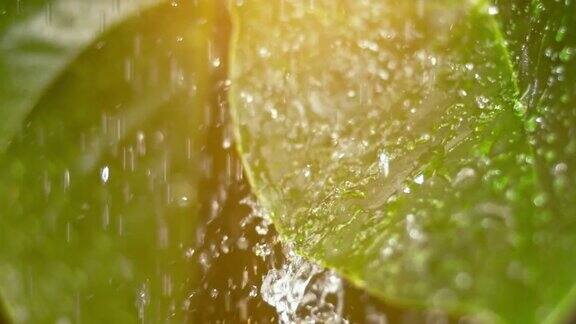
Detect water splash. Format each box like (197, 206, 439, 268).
(261, 245, 348, 324)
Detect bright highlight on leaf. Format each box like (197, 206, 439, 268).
(230, 0, 576, 322)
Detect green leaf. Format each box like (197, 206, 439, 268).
(229, 0, 576, 322)
(0, 2, 216, 322)
(0, 0, 162, 154)
(495, 1, 576, 321)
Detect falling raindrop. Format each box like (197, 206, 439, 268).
(101, 166, 110, 184)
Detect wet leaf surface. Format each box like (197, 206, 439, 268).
(230, 0, 576, 322)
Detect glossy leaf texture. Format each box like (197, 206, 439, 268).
(495, 0, 576, 321)
(230, 0, 576, 322)
(0, 2, 217, 323)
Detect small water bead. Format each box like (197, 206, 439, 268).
(101, 166, 110, 184)
(258, 47, 271, 58)
(475, 95, 490, 109)
(378, 151, 390, 177)
(199, 251, 211, 270)
(358, 39, 379, 52)
(414, 173, 424, 185)
(406, 213, 425, 241)
(556, 26, 567, 42)
(559, 47, 574, 62)
(533, 193, 548, 207)
(249, 285, 258, 298)
(553, 162, 568, 176)
(236, 237, 249, 250)
(553, 65, 566, 80)
(176, 196, 190, 207)
(184, 248, 195, 259)
(255, 223, 269, 236)
(255, 217, 271, 235)
(269, 107, 279, 119)
(377, 69, 390, 80)
(136, 131, 146, 155)
(453, 167, 477, 188)
(63, 169, 71, 191)
(221, 236, 230, 254)
(419, 133, 431, 142)
(487, 5, 499, 15)
(380, 237, 400, 259)
(303, 164, 312, 178)
(240, 91, 254, 104)
(253, 242, 272, 259)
